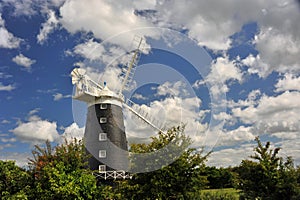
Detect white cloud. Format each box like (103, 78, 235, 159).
(125, 95, 208, 147)
(0, 83, 15, 91)
(37, 10, 59, 44)
(0, 14, 22, 49)
(1, 120, 10, 124)
(58, 0, 300, 78)
(242, 54, 270, 77)
(156, 81, 189, 97)
(1, 0, 38, 16)
(153, 0, 266, 51)
(28, 108, 40, 116)
(208, 56, 243, 83)
(253, 2, 300, 75)
(0, 152, 31, 167)
(213, 112, 236, 126)
(11, 120, 60, 143)
(11, 110, 60, 143)
(225, 89, 262, 109)
(51, 0, 66, 7)
(73, 40, 105, 61)
(195, 55, 243, 97)
(275, 73, 300, 92)
(12, 54, 36, 68)
(218, 126, 255, 146)
(207, 143, 254, 167)
(59, 0, 156, 49)
(232, 91, 300, 139)
(277, 139, 300, 166)
(132, 93, 148, 100)
(133, 0, 156, 10)
(1, 137, 17, 143)
(53, 93, 71, 101)
(72, 39, 127, 65)
(60, 123, 84, 143)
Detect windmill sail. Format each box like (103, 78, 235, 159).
(71, 68, 103, 102)
(118, 36, 146, 95)
(124, 98, 166, 133)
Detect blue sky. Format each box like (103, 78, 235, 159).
(1, 0, 300, 167)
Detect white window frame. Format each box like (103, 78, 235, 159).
(99, 165, 106, 172)
(99, 117, 107, 123)
(99, 133, 107, 141)
(99, 150, 106, 158)
(100, 104, 107, 109)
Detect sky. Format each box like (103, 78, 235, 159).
(0, 0, 300, 168)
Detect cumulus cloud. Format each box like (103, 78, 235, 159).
(0, 152, 31, 167)
(133, 0, 156, 10)
(59, 0, 156, 49)
(72, 39, 127, 65)
(253, 2, 300, 75)
(275, 73, 300, 92)
(1, 0, 38, 16)
(218, 126, 255, 146)
(125, 93, 208, 148)
(156, 81, 189, 97)
(11, 120, 59, 143)
(194, 55, 243, 97)
(60, 123, 84, 143)
(0, 83, 15, 91)
(207, 143, 254, 167)
(12, 54, 36, 68)
(0, 14, 22, 49)
(1, 137, 17, 143)
(53, 93, 71, 101)
(232, 91, 300, 139)
(153, 0, 266, 51)
(37, 10, 59, 44)
(124, 79, 208, 146)
(10, 110, 60, 144)
(132, 93, 148, 100)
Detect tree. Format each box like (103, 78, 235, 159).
(238, 137, 300, 200)
(204, 166, 236, 189)
(0, 160, 32, 199)
(28, 138, 101, 199)
(118, 126, 210, 199)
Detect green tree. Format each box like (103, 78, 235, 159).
(118, 126, 210, 199)
(28, 138, 101, 199)
(0, 160, 32, 199)
(238, 137, 300, 200)
(204, 166, 236, 189)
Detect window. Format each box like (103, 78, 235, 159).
(99, 133, 107, 141)
(99, 117, 107, 123)
(99, 165, 106, 172)
(99, 150, 106, 158)
(100, 104, 107, 109)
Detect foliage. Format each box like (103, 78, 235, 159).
(28, 138, 101, 199)
(0, 160, 32, 199)
(198, 188, 240, 200)
(2, 131, 300, 199)
(204, 166, 237, 189)
(117, 126, 211, 199)
(237, 137, 300, 200)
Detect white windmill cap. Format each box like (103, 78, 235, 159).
(98, 82, 122, 100)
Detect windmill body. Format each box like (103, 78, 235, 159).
(71, 37, 165, 179)
(84, 85, 129, 172)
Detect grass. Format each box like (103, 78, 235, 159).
(195, 188, 241, 200)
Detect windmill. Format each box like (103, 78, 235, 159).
(71, 37, 166, 180)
